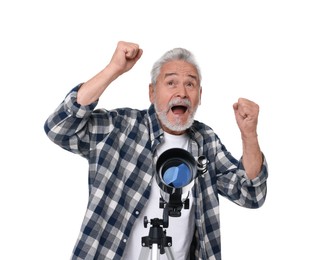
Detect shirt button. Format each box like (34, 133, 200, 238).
(135, 210, 140, 215)
(123, 238, 127, 243)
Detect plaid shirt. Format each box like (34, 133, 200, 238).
(44, 85, 268, 260)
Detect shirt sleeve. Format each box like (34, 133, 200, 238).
(215, 140, 268, 209)
(44, 84, 98, 158)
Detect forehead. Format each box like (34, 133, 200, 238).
(159, 60, 199, 81)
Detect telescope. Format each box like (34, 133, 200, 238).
(155, 148, 208, 218)
(139, 148, 208, 259)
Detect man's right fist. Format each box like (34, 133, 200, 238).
(109, 41, 143, 75)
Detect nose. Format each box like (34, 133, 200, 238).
(175, 84, 188, 98)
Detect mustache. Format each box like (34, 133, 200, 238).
(168, 98, 191, 110)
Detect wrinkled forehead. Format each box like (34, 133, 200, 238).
(159, 60, 200, 82)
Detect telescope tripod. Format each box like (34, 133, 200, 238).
(138, 193, 189, 260)
(138, 215, 174, 260)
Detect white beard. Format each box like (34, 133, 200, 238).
(154, 97, 197, 132)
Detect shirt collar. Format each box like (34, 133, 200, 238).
(146, 104, 164, 152)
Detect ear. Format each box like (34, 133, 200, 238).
(149, 83, 155, 103)
(199, 86, 202, 105)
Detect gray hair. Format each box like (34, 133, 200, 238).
(150, 47, 202, 86)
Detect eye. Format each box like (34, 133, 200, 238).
(186, 82, 195, 88)
(167, 80, 176, 87)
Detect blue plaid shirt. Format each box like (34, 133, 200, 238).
(44, 85, 268, 260)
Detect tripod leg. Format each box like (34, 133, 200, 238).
(164, 247, 175, 260)
(138, 247, 151, 260)
(151, 244, 160, 260)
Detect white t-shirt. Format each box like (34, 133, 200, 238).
(123, 133, 195, 260)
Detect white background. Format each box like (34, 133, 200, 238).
(1, 1, 313, 259)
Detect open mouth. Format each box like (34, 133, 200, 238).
(171, 105, 188, 115)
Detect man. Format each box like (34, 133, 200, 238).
(44, 41, 268, 259)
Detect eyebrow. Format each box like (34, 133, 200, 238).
(164, 72, 198, 81)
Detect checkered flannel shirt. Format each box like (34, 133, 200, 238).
(44, 85, 268, 260)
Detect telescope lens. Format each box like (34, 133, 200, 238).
(162, 161, 192, 188)
(156, 148, 197, 195)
